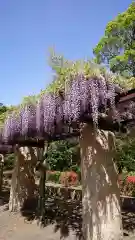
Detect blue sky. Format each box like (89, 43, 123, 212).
(0, 0, 132, 106)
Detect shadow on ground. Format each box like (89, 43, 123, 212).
(1, 187, 135, 239)
(21, 198, 83, 240)
(122, 211, 135, 235)
(21, 197, 135, 239)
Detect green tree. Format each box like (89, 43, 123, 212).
(0, 103, 18, 126)
(0, 103, 8, 125)
(46, 139, 80, 171)
(0, 103, 7, 113)
(4, 153, 15, 170)
(93, 3, 135, 78)
(115, 135, 135, 174)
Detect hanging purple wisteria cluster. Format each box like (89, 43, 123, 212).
(0, 74, 123, 144)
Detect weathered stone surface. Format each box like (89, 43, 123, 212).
(9, 146, 37, 212)
(80, 124, 123, 240)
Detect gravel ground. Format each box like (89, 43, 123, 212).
(0, 204, 135, 240)
(0, 182, 135, 240)
(0, 205, 77, 240)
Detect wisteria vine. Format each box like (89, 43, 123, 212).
(21, 104, 36, 138)
(0, 74, 125, 144)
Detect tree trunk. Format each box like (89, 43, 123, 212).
(9, 146, 37, 212)
(80, 124, 123, 240)
(0, 154, 4, 193)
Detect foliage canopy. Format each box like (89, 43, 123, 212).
(46, 139, 80, 171)
(115, 135, 135, 173)
(93, 3, 135, 78)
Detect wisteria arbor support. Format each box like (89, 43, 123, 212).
(80, 124, 123, 240)
(0, 140, 47, 215)
(9, 145, 38, 212)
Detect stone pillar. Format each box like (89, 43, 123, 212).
(80, 124, 123, 240)
(9, 146, 37, 212)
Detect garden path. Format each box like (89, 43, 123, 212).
(0, 204, 135, 240)
(0, 204, 77, 240)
